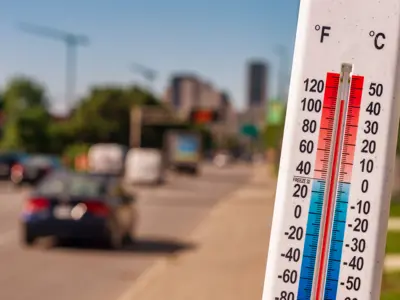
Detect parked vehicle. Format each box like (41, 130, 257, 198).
(87, 143, 128, 175)
(11, 155, 62, 186)
(124, 148, 165, 186)
(19, 170, 137, 249)
(0, 152, 28, 180)
(213, 151, 231, 168)
(164, 130, 202, 176)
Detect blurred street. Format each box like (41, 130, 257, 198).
(0, 163, 252, 300)
(121, 163, 275, 300)
(0, 1, 296, 299)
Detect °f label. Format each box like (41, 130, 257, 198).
(262, 1, 400, 300)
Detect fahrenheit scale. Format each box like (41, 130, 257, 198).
(262, 1, 400, 299)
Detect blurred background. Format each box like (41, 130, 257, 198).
(0, 0, 300, 167)
(0, 0, 399, 299)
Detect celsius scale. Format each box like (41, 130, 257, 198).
(262, 0, 400, 299)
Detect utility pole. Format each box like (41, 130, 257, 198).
(18, 22, 89, 111)
(130, 63, 158, 93)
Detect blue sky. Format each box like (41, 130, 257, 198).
(0, 0, 299, 113)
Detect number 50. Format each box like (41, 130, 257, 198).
(369, 83, 383, 97)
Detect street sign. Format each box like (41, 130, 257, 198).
(140, 106, 178, 125)
(262, 1, 400, 300)
(240, 124, 258, 138)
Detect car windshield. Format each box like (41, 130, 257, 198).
(0, 152, 26, 162)
(22, 156, 52, 166)
(21, 155, 60, 166)
(36, 171, 107, 197)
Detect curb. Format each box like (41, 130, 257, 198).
(116, 164, 269, 300)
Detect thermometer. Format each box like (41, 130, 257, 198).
(262, 1, 400, 299)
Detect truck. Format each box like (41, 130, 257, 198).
(164, 130, 202, 176)
(87, 143, 128, 176)
(124, 148, 165, 186)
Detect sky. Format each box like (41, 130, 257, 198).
(0, 0, 299, 113)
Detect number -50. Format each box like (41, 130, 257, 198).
(369, 83, 383, 97)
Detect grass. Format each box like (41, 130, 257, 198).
(385, 193, 400, 253)
(383, 196, 400, 298)
(386, 231, 400, 253)
(390, 193, 400, 217)
(381, 272, 400, 299)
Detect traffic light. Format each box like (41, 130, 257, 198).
(190, 109, 220, 124)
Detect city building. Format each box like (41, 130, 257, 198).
(241, 60, 270, 131)
(246, 60, 268, 108)
(199, 81, 220, 109)
(164, 73, 226, 120)
(163, 73, 239, 145)
(163, 73, 201, 120)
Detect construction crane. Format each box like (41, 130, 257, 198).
(130, 63, 158, 93)
(18, 22, 89, 111)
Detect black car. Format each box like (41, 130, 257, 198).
(11, 155, 63, 186)
(20, 170, 137, 249)
(0, 152, 28, 180)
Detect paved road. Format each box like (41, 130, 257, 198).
(0, 163, 252, 300)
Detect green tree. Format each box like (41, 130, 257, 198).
(3, 76, 48, 112)
(1, 76, 49, 150)
(69, 84, 163, 146)
(17, 107, 52, 153)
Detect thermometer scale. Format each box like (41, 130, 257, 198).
(262, 1, 400, 299)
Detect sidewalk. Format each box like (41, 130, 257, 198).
(120, 164, 277, 300)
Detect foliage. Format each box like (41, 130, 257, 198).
(381, 272, 400, 299)
(262, 124, 285, 150)
(397, 121, 400, 155)
(385, 231, 400, 253)
(17, 106, 52, 153)
(70, 85, 160, 146)
(2, 75, 48, 112)
(390, 193, 400, 217)
(0, 75, 204, 155)
(62, 143, 91, 169)
(1, 76, 49, 151)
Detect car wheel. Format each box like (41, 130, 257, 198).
(21, 227, 35, 246)
(122, 233, 134, 245)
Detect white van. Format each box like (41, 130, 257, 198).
(87, 143, 128, 175)
(124, 148, 164, 185)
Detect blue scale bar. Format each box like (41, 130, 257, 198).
(324, 182, 350, 299)
(297, 180, 325, 300)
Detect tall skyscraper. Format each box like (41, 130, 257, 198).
(167, 73, 201, 119)
(247, 60, 268, 107)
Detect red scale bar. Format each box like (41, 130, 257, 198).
(314, 73, 340, 180)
